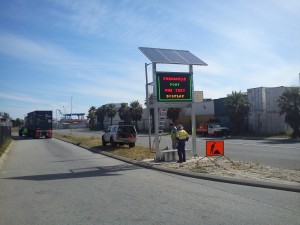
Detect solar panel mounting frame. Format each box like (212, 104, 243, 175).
(138, 47, 208, 66)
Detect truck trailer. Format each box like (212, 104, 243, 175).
(23, 110, 53, 138)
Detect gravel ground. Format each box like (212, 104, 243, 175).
(145, 157, 300, 186)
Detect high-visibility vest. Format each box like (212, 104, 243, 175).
(170, 127, 177, 140)
(177, 129, 189, 140)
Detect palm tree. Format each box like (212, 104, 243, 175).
(87, 106, 97, 126)
(224, 91, 250, 133)
(118, 103, 132, 124)
(96, 105, 106, 130)
(277, 87, 300, 137)
(130, 100, 143, 130)
(167, 108, 181, 124)
(106, 103, 117, 126)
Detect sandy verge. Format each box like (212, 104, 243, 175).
(146, 157, 300, 186)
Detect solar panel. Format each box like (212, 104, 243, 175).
(139, 47, 207, 66)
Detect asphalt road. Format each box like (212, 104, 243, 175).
(55, 128, 300, 170)
(1, 136, 299, 225)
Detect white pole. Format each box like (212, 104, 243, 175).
(190, 65, 197, 157)
(71, 96, 73, 120)
(152, 63, 160, 161)
(145, 63, 152, 152)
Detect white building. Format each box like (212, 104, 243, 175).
(247, 86, 290, 134)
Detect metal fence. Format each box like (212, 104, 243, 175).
(0, 126, 11, 147)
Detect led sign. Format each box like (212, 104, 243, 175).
(156, 72, 192, 102)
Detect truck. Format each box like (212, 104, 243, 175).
(196, 119, 230, 137)
(21, 110, 53, 138)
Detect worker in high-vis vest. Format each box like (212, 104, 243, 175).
(176, 124, 189, 163)
(170, 123, 178, 149)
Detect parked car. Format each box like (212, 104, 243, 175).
(102, 125, 137, 147)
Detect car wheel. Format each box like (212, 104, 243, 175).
(110, 137, 117, 147)
(129, 143, 135, 148)
(102, 137, 107, 146)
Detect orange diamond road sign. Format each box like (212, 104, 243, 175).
(206, 140, 224, 157)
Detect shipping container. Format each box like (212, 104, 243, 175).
(23, 110, 53, 138)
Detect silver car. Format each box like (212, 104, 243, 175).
(102, 125, 137, 147)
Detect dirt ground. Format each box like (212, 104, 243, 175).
(148, 157, 300, 186)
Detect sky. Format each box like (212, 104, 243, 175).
(1, 0, 299, 120)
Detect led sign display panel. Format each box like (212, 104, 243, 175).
(156, 72, 192, 102)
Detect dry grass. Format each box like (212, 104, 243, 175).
(0, 138, 12, 157)
(53, 133, 156, 161)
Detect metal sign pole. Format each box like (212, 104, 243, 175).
(190, 65, 197, 157)
(152, 63, 160, 160)
(145, 63, 152, 152)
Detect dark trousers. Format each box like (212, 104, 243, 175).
(177, 140, 186, 162)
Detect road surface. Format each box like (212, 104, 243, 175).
(0, 137, 299, 225)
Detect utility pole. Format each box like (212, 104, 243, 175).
(71, 96, 73, 120)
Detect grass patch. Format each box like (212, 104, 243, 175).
(191, 166, 207, 174)
(55, 133, 100, 148)
(53, 132, 156, 161)
(12, 127, 19, 133)
(0, 138, 12, 158)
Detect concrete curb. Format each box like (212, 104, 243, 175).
(55, 137, 300, 193)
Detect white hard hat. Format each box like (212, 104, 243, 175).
(177, 125, 183, 130)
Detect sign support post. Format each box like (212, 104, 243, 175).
(190, 65, 197, 157)
(145, 63, 152, 152)
(152, 63, 161, 160)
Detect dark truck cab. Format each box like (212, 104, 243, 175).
(22, 110, 53, 138)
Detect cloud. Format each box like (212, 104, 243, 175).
(0, 92, 43, 103)
(0, 32, 81, 67)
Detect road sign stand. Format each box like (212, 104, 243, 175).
(196, 140, 234, 169)
(197, 155, 233, 169)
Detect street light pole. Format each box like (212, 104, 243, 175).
(56, 109, 63, 129)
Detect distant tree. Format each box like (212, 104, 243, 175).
(277, 87, 300, 137)
(118, 103, 132, 124)
(4, 112, 10, 118)
(167, 108, 181, 124)
(130, 100, 143, 130)
(12, 118, 23, 127)
(224, 91, 250, 133)
(87, 106, 97, 126)
(96, 105, 106, 130)
(1, 112, 10, 121)
(106, 103, 117, 126)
